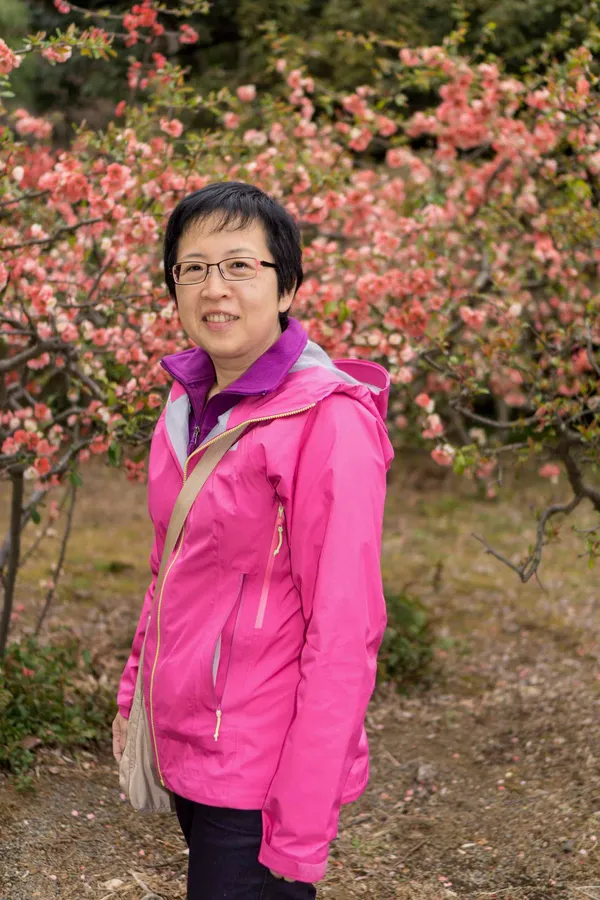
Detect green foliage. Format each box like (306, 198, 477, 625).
(0, 636, 115, 786)
(378, 590, 436, 690)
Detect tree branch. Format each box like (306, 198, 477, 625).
(66, 364, 107, 402)
(586, 322, 600, 379)
(557, 440, 600, 512)
(0, 469, 24, 657)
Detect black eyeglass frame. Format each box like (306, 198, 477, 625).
(172, 257, 278, 286)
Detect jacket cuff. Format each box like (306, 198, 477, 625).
(118, 705, 131, 720)
(258, 837, 328, 884)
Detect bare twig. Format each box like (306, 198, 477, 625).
(399, 839, 427, 861)
(473, 493, 583, 582)
(130, 870, 165, 899)
(451, 403, 539, 430)
(20, 484, 72, 568)
(34, 482, 77, 636)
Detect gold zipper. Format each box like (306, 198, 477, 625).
(274, 506, 284, 556)
(148, 402, 316, 784)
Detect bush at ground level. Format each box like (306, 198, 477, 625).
(378, 591, 436, 690)
(0, 636, 115, 787)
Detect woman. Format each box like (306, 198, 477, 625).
(112, 181, 394, 899)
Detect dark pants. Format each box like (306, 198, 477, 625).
(174, 794, 318, 900)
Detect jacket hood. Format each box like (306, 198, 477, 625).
(289, 340, 391, 421)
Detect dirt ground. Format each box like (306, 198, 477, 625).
(1, 458, 599, 900)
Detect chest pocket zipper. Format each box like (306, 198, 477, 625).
(254, 504, 284, 630)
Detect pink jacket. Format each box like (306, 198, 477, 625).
(117, 340, 394, 883)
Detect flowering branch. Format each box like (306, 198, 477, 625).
(0, 339, 68, 373)
(0, 217, 103, 252)
(0, 440, 92, 573)
(0, 190, 50, 208)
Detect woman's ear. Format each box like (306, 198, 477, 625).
(278, 290, 294, 314)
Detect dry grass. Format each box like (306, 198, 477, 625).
(0, 455, 599, 899)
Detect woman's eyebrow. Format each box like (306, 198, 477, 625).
(180, 247, 255, 260)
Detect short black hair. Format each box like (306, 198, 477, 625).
(163, 181, 304, 329)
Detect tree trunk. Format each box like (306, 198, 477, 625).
(0, 468, 25, 658)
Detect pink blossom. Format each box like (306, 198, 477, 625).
(0, 39, 21, 76)
(539, 463, 561, 482)
(41, 45, 73, 65)
(236, 84, 256, 103)
(349, 126, 372, 152)
(243, 129, 267, 147)
(396, 366, 414, 385)
(399, 48, 420, 66)
(431, 446, 454, 467)
(415, 393, 434, 411)
(100, 163, 132, 197)
(459, 307, 487, 331)
(159, 117, 183, 138)
(179, 24, 199, 44)
(375, 115, 397, 137)
(526, 89, 551, 110)
(286, 69, 303, 90)
(224, 112, 240, 130)
(504, 391, 527, 407)
(422, 414, 444, 439)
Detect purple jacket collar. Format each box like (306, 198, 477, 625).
(160, 318, 308, 451)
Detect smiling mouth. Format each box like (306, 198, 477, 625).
(203, 313, 239, 323)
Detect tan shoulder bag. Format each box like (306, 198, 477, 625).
(119, 423, 248, 813)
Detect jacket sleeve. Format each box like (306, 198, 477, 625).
(116, 537, 160, 720)
(258, 394, 390, 883)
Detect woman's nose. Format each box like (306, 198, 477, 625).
(201, 266, 231, 294)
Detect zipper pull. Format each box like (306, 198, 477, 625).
(274, 505, 284, 556)
(192, 424, 200, 446)
(214, 708, 222, 741)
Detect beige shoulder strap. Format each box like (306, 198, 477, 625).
(155, 423, 248, 597)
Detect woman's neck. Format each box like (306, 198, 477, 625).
(208, 327, 283, 398)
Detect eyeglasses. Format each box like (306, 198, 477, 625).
(172, 257, 277, 285)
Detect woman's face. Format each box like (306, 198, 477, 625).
(174, 217, 293, 369)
